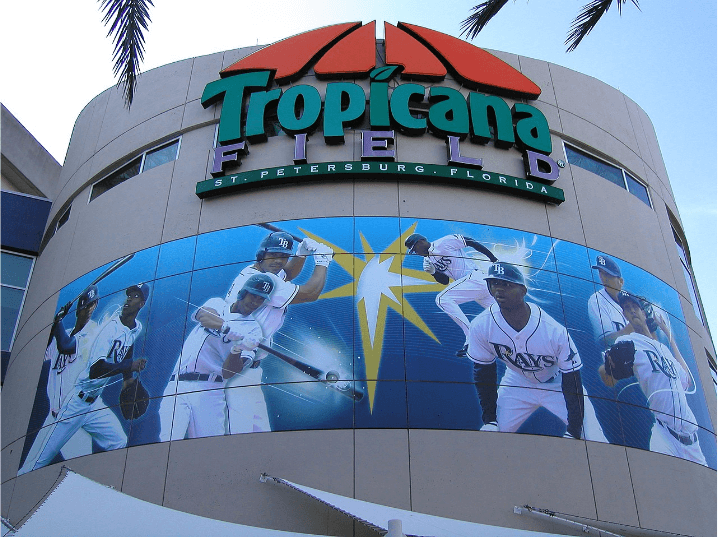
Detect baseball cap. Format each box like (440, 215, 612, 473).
(592, 255, 621, 278)
(126, 283, 150, 302)
(404, 233, 426, 254)
(485, 262, 526, 287)
(616, 290, 642, 308)
(78, 285, 99, 309)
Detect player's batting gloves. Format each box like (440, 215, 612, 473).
(422, 258, 436, 274)
(480, 421, 499, 432)
(298, 238, 320, 256)
(221, 322, 246, 341)
(314, 244, 334, 267)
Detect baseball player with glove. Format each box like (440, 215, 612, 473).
(31, 284, 149, 471)
(19, 286, 100, 474)
(599, 291, 706, 464)
(587, 255, 632, 349)
(159, 274, 272, 440)
(468, 262, 606, 441)
(405, 233, 498, 357)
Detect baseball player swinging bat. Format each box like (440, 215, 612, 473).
(257, 343, 363, 401)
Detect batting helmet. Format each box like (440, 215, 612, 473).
(485, 262, 526, 287)
(238, 274, 275, 302)
(256, 232, 294, 261)
(126, 283, 150, 302)
(78, 285, 99, 309)
(616, 290, 643, 308)
(405, 233, 427, 254)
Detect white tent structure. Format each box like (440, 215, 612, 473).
(10, 468, 618, 537)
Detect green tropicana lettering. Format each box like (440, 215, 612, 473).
(202, 70, 552, 154)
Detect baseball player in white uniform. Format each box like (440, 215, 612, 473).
(19, 286, 100, 475)
(159, 274, 274, 440)
(30, 284, 149, 471)
(599, 291, 706, 465)
(468, 262, 606, 441)
(405, 233, 498, 357)
(587, 255, 632, 348)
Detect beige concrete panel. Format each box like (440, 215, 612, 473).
(2, 479, 15, 518)
(58, 447, 128, 488)
(398, 182, 551, 236)
(161, 127, 213, 243)
(2, 328, 53, 447)
(163, 430, 354, 531)
(657, 178, 679, 219)
(518, 56, 557, 107)
(89, 106, 185, 180)
(6, 462, 66, 526)
(585, 442, 639, 526)
(408, 430, 597, 529)
(635, 105, 669, 183)
(120, 442, 170, 505)
(2, 439, 25, 484)
(685, 328, 717, 432)
(221, 46, 264, 71)
(63, 165, 172, 283)
(550, 64, 639, 154)
(187, 52, 225, 102)
(6, 295, 55, 381)
(679, 294, 708, 344)
(236, 135, 304, 173)
(623, 96, 656, 173)
(626, 447, 717, 536)
(485, 49, 521, 71)
(60, 91, 110, 188)
(95, 59, 193, 150)
(558, 110, 644, 179)
(305, 132, 354, 164)
(49, 157, 95, 224)
(354, 180, 400, 216)
(181, 98, 218, 132)
(198, 181, 354, 235)
(570, 166, 674, 282)
(545, 157, 587, 245)
(354, 429, 410, 509)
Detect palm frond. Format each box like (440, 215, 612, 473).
(99, 0, 153, 108)
(461, 0, 510, 40)
(565, 0, 639, 52)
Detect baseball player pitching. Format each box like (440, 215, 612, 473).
(159, 274, 272, 440)
(405, 233, 498, 357)
(599, 291, 706, 465)
(19, 286, 100, 475)
(468, 262, 606, 441)
(30, 284, 149, 471)
(587, 255, 632, 348)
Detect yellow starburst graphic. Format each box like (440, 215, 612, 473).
(300, 223, 444, 411)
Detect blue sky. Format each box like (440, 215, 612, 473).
(1, 0, 715, 341)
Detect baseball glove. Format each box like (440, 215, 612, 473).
(604, 340, 636, 380)
(119, 377, 150, 420)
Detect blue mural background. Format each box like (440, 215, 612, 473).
(18, 217, 716, 474)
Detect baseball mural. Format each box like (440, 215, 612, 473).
(19, 217, 716, 473)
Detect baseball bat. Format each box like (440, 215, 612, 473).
(256, 222, 303, 243)
(64, 253, 136, 308)
(257, 343, 363, 401)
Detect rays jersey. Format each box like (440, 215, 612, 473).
(617, 333, 697, 435)
(46, 321, 100, 414)
(587, 288, 627, 345)
(225, 266, 299, 340)
(427, 235, 477, 282)
(74, 313, 143, 400)
(174, 297, 263, 377)
(468, 303, 581, 384)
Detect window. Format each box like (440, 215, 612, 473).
(564, 144, 652, 207)
(89, 138, 180, 202)
(706, 350, 717, 390)
(673, 226, 704, 324)
(1, 251, 35, 352)
(56, 205, 71, 231)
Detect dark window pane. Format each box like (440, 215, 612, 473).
(565, 145, 625, 188)
(90, 157, 142, 202)
(56, 206, 71, 230)
(1, 286, 25, 351)
(1, 252, 33, 288)
(142, 140, 179, 172)
(626, 174, 651, 207)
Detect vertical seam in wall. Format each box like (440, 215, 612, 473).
(583, 442, 600, 521)
(119, 446, 129, 492)
(161, 440, 173, 506)
(623, 447, 642, 528)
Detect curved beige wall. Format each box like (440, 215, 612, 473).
(3, 41, 715, 537)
